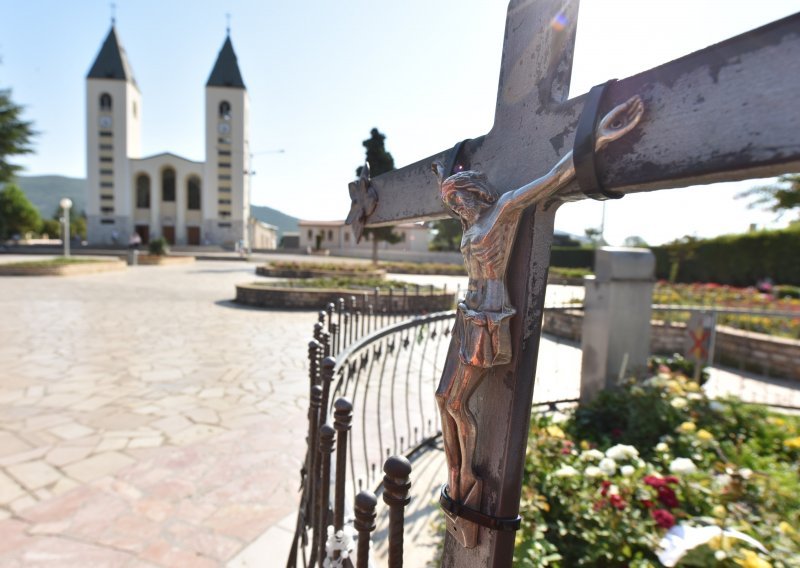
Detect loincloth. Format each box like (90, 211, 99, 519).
(455, 303, 515, 368)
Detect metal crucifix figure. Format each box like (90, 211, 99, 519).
(433, 95, 644, 547)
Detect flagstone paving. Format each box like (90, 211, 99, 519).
(0, 260, 313, 566)
(1, 257, 798, 566)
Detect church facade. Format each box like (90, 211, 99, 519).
(86, 27, 250, 247)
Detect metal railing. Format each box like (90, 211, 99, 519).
(288, 298, 456, 568)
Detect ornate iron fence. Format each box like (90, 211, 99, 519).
(284, 298, 594, 567)
(288, 298, 456, 568)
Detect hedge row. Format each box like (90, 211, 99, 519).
(550, 246, 594, 269)
(651, 227, 800, 286)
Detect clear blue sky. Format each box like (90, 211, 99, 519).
(1, 0, 797, 245)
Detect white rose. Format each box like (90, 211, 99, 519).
(606, 444, 639, 461)
(712, 474, 732, 490)
(656, 442, 669, 452)
(670, 397, 688, 409)
(621, 465, 635, 477)
(598, 458, 617, 476)
(584, 466, 602, 478)
(554, 465, 578, 477)
(669, 457, 697, 475)
(581, 449, 604, 461)
(714, 550, 727, 561)
(739, 468, 753, 480)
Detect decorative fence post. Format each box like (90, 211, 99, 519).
(580, 247, 656, 403)
(382, 455, 412, 568)
(308, 340, 321, 387)
(330, 398, 354, 561)
(316, 424, 335, 567)
(320, 357, 335, 422)
(354, 491, 378, 568)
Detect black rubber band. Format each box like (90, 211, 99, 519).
(439, 485, 521, 532)
(574, 79, 623, 200)
(444, 139, 472, 177)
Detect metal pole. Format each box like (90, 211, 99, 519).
(60, 198, 72, 258)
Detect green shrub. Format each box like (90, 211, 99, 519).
(550, 246, 595, 269)
(148, 237, 169, 256)
(516, 370, 800, 567)
(652, 227, 800, 286)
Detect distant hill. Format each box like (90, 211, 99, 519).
(11, 175, 299, 236)
(251, 204, 298, 237)
(12, 175, 87, 218)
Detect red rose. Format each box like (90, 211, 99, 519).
(652, 508, 676, 529)
(641, 499, 655, 509)
(610, 494, 626, 510)
(644, 475, 665, 488)
(657, 486, 679, 508)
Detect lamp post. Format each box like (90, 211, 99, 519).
(60, 198, 72, 258)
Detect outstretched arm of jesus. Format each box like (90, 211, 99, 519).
(496, 95, 644, 217)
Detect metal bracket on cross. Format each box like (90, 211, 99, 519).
(573, 79, 624, 201)
(439, 485, 521, 533)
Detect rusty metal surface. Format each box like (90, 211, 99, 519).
(363, 5, 800, 227)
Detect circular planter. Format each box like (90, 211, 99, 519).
(0, 259, 126, 276)
(134, 255, 195, 266)
(235, 283, 455, 312)
(256, 265, 385, 279)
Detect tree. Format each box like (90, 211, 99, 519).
(623, 235, 649, 248)
(0, 183, 41, 239)
(0, 89, 35, 184)
(429, 218, 462, 251)
(584, 227, 607, 248)
(355, 128, 403, 264)
(50, 206, 87, 240)
(737, 174, 800, 221)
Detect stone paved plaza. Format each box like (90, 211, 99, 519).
(0, 257, 797, 567)
(0, 260, 314, 566)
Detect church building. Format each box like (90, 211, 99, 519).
(85, 26, 251, 247)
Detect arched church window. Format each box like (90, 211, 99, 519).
(219, 101, 231, 119)
(136, 174, 151, 208)
(162, 168, 176, 202)
(187, 177, 201, 210)
(100, 93, 112, 111)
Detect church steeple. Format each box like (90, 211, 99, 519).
(206, 37, 246, 89)
(87, 26, 137, 85)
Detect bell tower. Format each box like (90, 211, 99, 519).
(204, 34, 250, 247)
(86, 26, 141, 244)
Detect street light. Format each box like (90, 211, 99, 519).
(59, 197, 72, 258)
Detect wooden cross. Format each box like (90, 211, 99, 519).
(346, 1, 800, 565)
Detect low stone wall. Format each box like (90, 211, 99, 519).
(543, 309, 800, 382)
(134, 255, 196, 266)
(255, 265, 386, 279)
(0, 259, 126, 276)
(235, 283, 455, 312)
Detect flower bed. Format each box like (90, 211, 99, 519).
(653, 283, 800, 339)
(256, 261, 385, 279)
(235, 277, 454, 311)
(515, 367, 800, 567)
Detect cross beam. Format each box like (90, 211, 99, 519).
(363, 2, 800, 227)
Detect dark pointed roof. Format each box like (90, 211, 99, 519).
(206, 36, 246, 89)
(87, 27, 137, 85)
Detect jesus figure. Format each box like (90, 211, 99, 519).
(433, 95, 644, 532)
